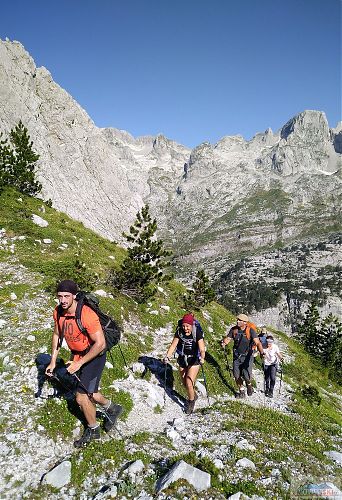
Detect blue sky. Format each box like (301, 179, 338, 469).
(1, 0, 341, 148)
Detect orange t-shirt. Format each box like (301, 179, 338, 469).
(53, 305, 102, 359)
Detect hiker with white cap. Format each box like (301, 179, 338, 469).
(221, 313, 264, 398)
(263, 335, 283, 397)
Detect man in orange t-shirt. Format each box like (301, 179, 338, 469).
(46, 279, 122, 447)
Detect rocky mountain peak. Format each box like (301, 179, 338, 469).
(280, 110, 329, 141)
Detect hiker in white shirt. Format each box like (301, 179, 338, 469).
(263, 335, 283, 398)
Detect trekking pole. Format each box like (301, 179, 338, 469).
(163, 363, 167, 407)
(279, 364, 283, 394)
(223, 346, 233, 378)
(201, 364, 210, 406)
(117, 344, 130, 370)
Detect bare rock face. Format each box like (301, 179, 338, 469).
(0, 39, 341, 326)
(0, 40, 145, 242)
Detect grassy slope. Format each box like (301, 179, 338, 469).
(0, 188, 341, 499)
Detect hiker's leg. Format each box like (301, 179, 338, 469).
(75, 354, 107, 424)
(179, 366, 187, 388)
(233, 359, 244, 391)
(185, 365, 200, 400)
(91, 392, 109, 406)
(76, 391, 97, 426)
(264, 365, 271, 392)
(269, 365, 277, 393)
(241, 357, 252, 385)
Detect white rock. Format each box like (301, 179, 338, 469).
(235, 458, 256, 469)
(131, 362, 145, 374)
(195, 380, 207, 396)
(43, 238, 52, 244)
(156, 460, 211, 493)
(157, 286, 164, 292)
(94, 289, 108, 297)
(108, 255, 115, 260)
(0, 319, 6, 328)
(149, 310, 159, 315)
(160, 305, 170, 312)
(271, 468, 281, 476)
(0, 443, 10, 456)
(236, 439, 256, 451)
(208, 326, 213, 333)
(32, 214, 49, 227)
(166, 428, 181, 442)
(324, 451, 342, 464)
(105, 361, 113, 369)
(27, 335, 36, 342)
(213, 458, 224, 469)
(17, 198, 22, 202)
(172, 417, 186, 432)
(126, 459, 145, 475)
(43, 460, 71, 488)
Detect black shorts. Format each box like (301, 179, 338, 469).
(76, 353, 106, 394)
(177, 355, 200, 369)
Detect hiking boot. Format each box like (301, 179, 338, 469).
(267, 390, 273, 398)
(74, 426, 100, 448)
(246, 384, 253, 396)
(103, 403, 123, 433)
(185, 399, 195, 415)
(235, 390, 246, 399)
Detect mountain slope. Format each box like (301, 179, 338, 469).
(0, 188, 341, 499)
(0, 37, 341, 331)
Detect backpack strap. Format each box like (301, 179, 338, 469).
(75, 297, 87, 334)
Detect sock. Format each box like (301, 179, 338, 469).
(88, 423, 100, 430)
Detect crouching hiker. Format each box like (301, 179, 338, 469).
(221, 313, 264, 398)
(263, 335, 283, 398)
(45, 280, 122, 448)
(164, 313, 205, 415)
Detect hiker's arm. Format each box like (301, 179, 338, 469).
(66, 329, 106, 374)
(164, 337, 179, 362)
(221, 336, 232, 347)
(253, 337, 264, 356)
(198, 338, 205, 364)
(45, 323, 60, 376)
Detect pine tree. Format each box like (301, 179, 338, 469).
(107, 205, 172, 302)
(7, 121, 42, 195)
(184, 269, 216, 311)
(296, 302, 320, 355)
(319, 314, 342, 384)
(0, 132, 14, 191)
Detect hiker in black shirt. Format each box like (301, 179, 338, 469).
(164, 313, 205, 414)
(221, 313, 264, 398)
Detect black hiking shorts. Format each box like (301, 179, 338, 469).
(233, 354, 254, 383)
(177, 354, 200, 369)
(76, 353, 106, 394)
